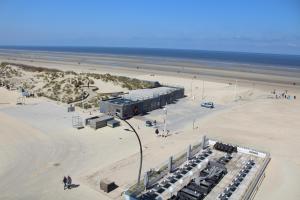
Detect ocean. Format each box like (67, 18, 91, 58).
(0, 46, 300, 69)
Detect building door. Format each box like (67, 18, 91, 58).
(133, 106, 139, 115)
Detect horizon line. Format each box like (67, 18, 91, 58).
(0, 45, 300, 57)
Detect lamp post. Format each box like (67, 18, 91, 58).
(116, 114, 143, 186)
(202, 80, 205, 100)
(190, 80, 193, 99)
(163, 105, 167, 134)
(234, 79, 238, 101)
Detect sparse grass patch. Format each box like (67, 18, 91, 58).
(1, 63, 159, 109)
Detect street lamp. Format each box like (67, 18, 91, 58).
(163, 106, 167, 134)
(116, 114, 143, 186)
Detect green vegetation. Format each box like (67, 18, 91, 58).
(0, 63, 22, 78)
(86, 73, 157, 90)
(1, 62, 61, 73)
(0, 62, 158, 109)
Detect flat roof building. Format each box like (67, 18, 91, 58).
(100, 86, 184, 119)
(85, 115, 114, 129)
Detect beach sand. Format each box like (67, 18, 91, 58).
(0, 52, 300, 200)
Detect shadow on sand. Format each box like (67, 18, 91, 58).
(68, 184, 80, 189)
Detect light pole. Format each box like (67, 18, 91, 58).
(234, 79, 238, 101)
(190, 80, 193, 99)
(163, 105, 168, 134)
(116, 114, 143, 186)
(202, 80, 205, 100)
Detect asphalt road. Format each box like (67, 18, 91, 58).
(134, 98, 225, 132)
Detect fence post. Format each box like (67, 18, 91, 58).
(187, 145, 192, 160)
(168, 156, 173, 173)
(201, 135, 207, 149)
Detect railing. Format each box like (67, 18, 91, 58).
(241, 153, 271, 200)
(125, 141, 204, 198)
(125, 138, 270, 199)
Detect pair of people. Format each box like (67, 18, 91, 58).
(155, 128, 169, 138)
(161, 130, 169, 138)
(63, 176, 72, 190)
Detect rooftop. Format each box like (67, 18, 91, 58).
(89, 115, 114, 122)
(122, 86, 179, 101)
(106, 97, 135, 105)
(104, 86, 182, 105)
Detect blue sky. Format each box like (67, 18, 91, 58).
(0, 0, 299, 54)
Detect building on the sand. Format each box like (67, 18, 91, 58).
(99, 86, 184, 119)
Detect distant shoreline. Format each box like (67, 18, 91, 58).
(1, 48, 300, 87)
(0, 46, 300, 69)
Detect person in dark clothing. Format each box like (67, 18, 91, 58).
(67, 176, 72, 189)
(155, 128, 159, 136)
(63, 176, 67, 190)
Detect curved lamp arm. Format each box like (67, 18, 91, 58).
(115, 114, 143, 186)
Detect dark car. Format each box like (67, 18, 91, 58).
(145, 120, 153, 127)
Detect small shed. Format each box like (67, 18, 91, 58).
(89, 115, 114, 130)
(107, 119, 120, 128)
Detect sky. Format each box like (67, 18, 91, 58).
(0, 0, 300, 55)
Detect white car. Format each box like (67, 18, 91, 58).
(201, 102, 214, 109)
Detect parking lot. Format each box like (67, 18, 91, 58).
(134, 98, 225, 132)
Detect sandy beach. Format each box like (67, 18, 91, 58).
(0, 51, 300, 200)
(1, 49, 300, 86)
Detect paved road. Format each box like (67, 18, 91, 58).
(134, 98, 226, 132)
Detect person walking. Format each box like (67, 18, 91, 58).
(63, 176, 68, 190)
(67, 176, 72, 189)
(155, 128, 159, 136)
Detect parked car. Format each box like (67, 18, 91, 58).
(145, 120, 153, 127)
(201, 102, 214, 109)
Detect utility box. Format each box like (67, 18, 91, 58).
(100, 179, 117, 193)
